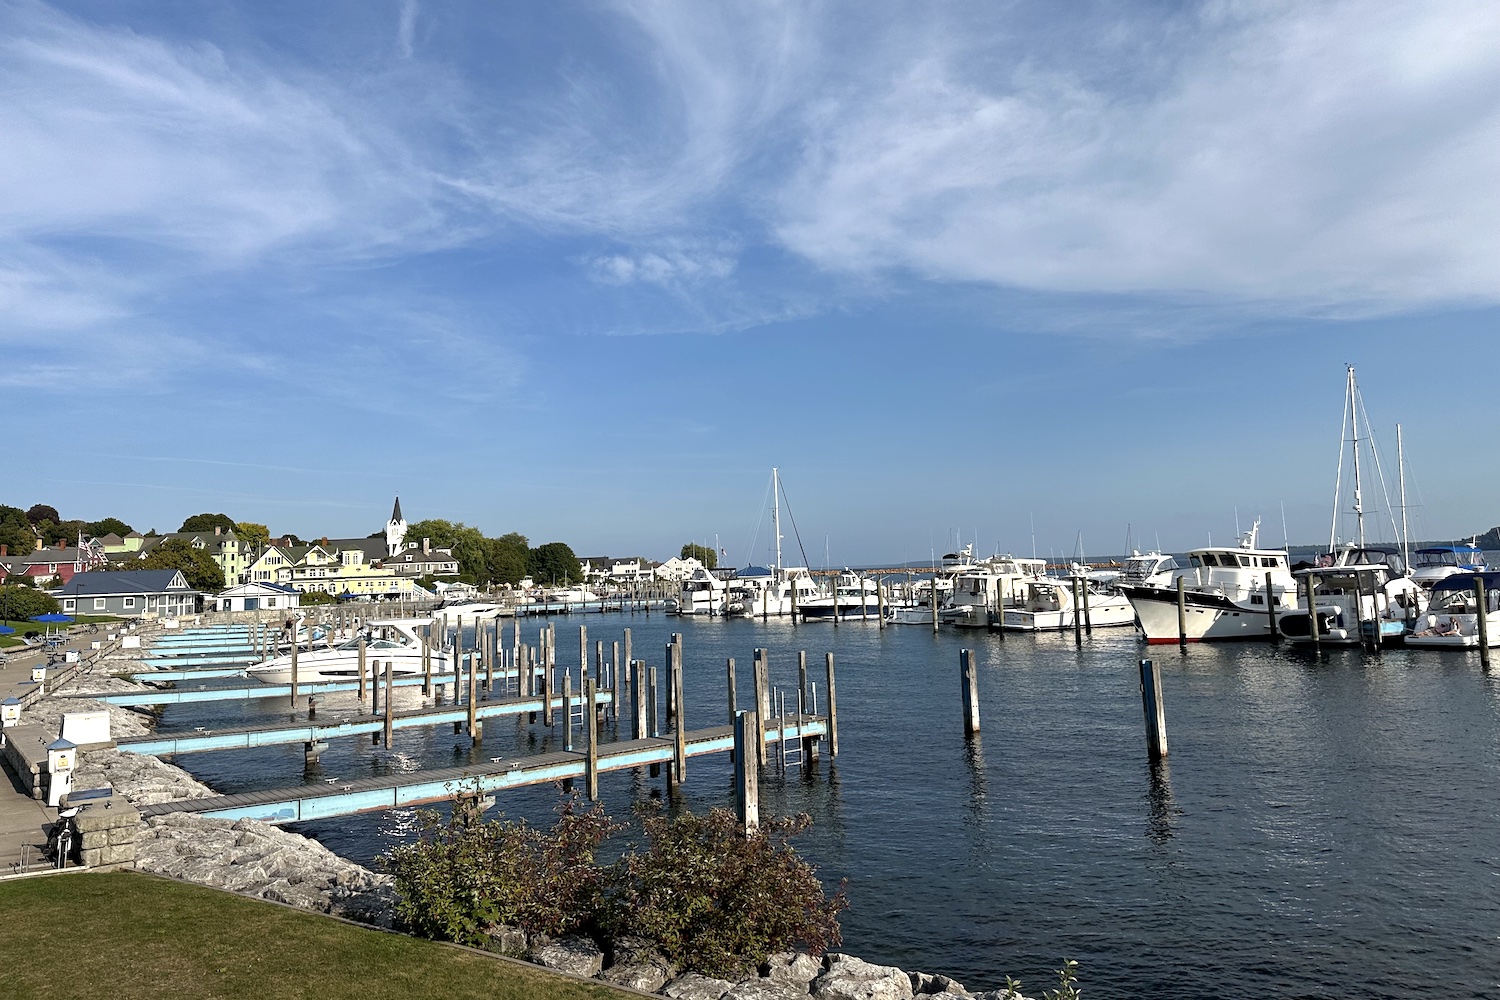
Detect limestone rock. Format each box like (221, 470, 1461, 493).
(600, 958, 674, 992)
(724, 980, 810, 1000)
(481, 924, 528, 958)
(811, 954, 915, 1000)
(664, 974, 737, 1000)
(764, 951, 825, 991)
(531, 935, 605, 978)
(911, 972, 968, 995)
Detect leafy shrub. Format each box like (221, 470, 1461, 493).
(1, 585, 61, 621)
(603, 806, 847, 979)
(383, 797, 847, 979)
(384, 793, 619, 947)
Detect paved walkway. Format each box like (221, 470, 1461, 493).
(0, 626, 116, 874)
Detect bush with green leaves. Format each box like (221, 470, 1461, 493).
(384, 795, 620, 947)
(1, 584, 61, 621)
(382, 797, 846, 978)
(604, 806, 847, 979)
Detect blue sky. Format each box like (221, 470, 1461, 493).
(5, 0, 1499, 565)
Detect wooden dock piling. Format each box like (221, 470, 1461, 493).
(1139, 658, 1167, 760)
(585, 678, 599, 800)
(467, 653, 480, 742)
(726, 657, 737, 761)
(563, 670, 573, 752)
(611, 640, 622, 726)
(633, 659, 647, 739)
(290, 641, 299, 708)
(960, 649, 980, 734)
(357, 638, 368, 703)
(1306, 575, 1320, 653)
(1476, 575, 1491, 669)
(383, 660, 394, 749)
(734, 711, 758, 835)
(753, 649, 769, 765)
(1265, 571, 1278, 640)
(824, 651, 838, 757)
(1072, 578, 1083, 647)
(671, 647, 686, 786)
(1176, 577, 1188, 649)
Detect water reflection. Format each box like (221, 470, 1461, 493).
(1145, 759, 1175, 845)
(962, 733, 987, 829)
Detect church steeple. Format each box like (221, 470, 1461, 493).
(386, 496, 408, 557)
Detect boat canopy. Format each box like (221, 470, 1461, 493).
(738, 566, 773, 578)
(1414, 546, 1485, 566)
(1430, 572, 1500, 595)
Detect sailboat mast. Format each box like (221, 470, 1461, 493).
(772, 467, 782, 574)
(1348, 366, 1366, 549)
(1397, 423, 1410, 567)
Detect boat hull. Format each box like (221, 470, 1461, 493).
(1123, 586, 1278, 643)
(248, 649, 452, 684)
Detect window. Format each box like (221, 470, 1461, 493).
(63, 599, 75, 612)
(94, 597, 106, 610)
(123, 597, 135, 608)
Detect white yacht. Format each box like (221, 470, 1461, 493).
(937, 555, 1048, 628)
(1406, 573, 1500, 649)
(672, 568, 726, 616)
(432, 601, 504, 624)
(1276, 547, 1424, 646)
(725, 566, 818, 617)
(1409, 546, 1487, 589)
(1123, 522, 1298, 643)
(1119, 552, 1178, 589)
(543, 586, 599, 606)
(798, 572, 880, 622)
(1002, 577, 1136, 631)
(247, 618, 451, 684)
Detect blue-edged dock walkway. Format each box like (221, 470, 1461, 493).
(135, 716, 825, 824)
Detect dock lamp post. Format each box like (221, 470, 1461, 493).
(46, 736, 77, 808)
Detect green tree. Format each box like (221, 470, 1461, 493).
(84, 517, 133, 538)
(485, 532, 530, 586)
(0, 506, 35, 555)
(406, 519, 487, 581)
(528, 542, 581, 586)
(680, 543, 717, 569)
(235, 522, 270, 549)
(179, 513, 236, 534)
(0, 585, 61, 622)
(133, 537, 225, 592)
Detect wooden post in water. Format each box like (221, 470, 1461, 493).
(647, 664, 660, 777)
(595, 640, 605, 722)
(798, 651, 808, 710)
(1475, 575, 1491, 670)
(726, 657, 737, 759)
(960, 649, 980, 734)
(877, 579, 886, 628)
(1306, 574, 1320, 653)
(1176, 577, 1188, 649)
(611, 640, 622, 726)
(667, 635, 683, 727)
(468, 651, 480, 741)
(1139, 658, 1168, 761)
(290, 641, 299, 708)
(383, 660, 394, 749)
(357, 637, 368, 703)
(824, 652, 839, 757)
(578, 625, 587, 686)
(563, 670, 574, 751)
(791, 579, 798, 624)
(734, 710, 759, 835)
(931, 578, 939, 632)
(633, 659, 647, 739)
(671, 646, 686, 786)
(1081, 576, 1092, 633)
(1265, 571, 1278, 640)
(1072, 577, 1083, 648)
(753, 649, 769, 765)
(542, 644, 554, 727)
(585, 678, 598, 800)
(623, 628, 632, 688)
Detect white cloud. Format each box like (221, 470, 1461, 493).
(397, 0, 418, 59)
(772, 1, 1500, 312)
(585, 244, 736, 287)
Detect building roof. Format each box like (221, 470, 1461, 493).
(58, 570, 193, 596)
(391, 496, 403, 523)
(20, 546, 83, 566)
(218, 581, 299, 597)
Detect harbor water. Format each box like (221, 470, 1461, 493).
(154, 616, 1500, 999)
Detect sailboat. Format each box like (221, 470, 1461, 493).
(1277, 366, 1425, 646)
(724, 468, 818, 617)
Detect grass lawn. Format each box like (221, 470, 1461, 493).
(0, 615, 120, 648)
(0, 871, 630, 1000)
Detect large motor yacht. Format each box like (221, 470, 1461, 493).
(1275, 546, 1424, 646)
(1123, 522, 1298, 643)
(247, 617, 451, 683)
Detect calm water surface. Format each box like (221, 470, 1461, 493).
(157, 616, 1500, 998)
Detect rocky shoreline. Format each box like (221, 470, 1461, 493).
(49, 638, 1036, 1000)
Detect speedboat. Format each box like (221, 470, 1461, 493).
(247, 618, 451, 683)
(799, 572, 880, 622)
(1002, 577, 1136, 631)
(1123, 521, 1298, 643)
(1410, 545, 1487, 589)
(1276, 546, 1424, 646)
(1405, 572, 1500, 649)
